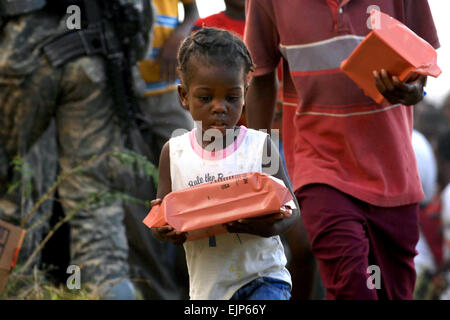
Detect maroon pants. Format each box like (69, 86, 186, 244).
(296, 184, 419, 300)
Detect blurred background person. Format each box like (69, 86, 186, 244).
(412, 128, 442, 299)
(433, 130, 450, 299)
(138, 0, 198, 162)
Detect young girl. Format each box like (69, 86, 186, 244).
(151, 28, 299, 300)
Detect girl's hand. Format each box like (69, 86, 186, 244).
(150, 198, 162, 207)
(373, 69, 426, 106)
(150, 198, 186, 245)
(152, 225, 187, 245)
(224, 206, 293, 238)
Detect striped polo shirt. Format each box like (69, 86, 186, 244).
(138, 0, 195, 96)
(245, 0, 440, 207)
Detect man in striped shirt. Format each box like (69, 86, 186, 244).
(139, 0, 199, 159)
(245, 0, 439, 300)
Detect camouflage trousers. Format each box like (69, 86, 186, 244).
(0, 50, 131, 290)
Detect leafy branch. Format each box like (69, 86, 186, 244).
(3, 149, 158, 298)
(8, 149, 157, 228)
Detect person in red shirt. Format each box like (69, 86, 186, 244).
(245, 0, 439, 300)
(193, 0, 245, 38)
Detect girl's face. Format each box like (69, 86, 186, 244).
(178, 57, 246, 136)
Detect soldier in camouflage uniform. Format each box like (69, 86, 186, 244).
(0, 1, 153, 299)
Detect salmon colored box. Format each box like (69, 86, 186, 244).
(143, 172, 294, 241)
(0, 219, 26, 293)
(341, 10, 441, 105)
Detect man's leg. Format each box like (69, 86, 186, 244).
(296, 184, 378, 300)
(56, 56, 134, 299)
(364, 203, 419, 300)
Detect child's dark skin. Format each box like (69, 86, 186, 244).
(151, 57, 299, 245)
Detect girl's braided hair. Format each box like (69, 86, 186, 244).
(177, 27, 254, 85)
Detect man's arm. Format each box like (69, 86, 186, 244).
(245, 71, 278, 131)
(373, 70, 427, 106)
(159, 1, 199, 81)
(180, 1, 200, 31)
(244, 0, 281, 131)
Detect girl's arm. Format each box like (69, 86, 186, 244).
(151, 142, 186, 245)
(225, 136, 300, 237)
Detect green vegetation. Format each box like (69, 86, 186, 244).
(1, 149, 157, 300)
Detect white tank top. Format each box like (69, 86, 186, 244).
(169, 126, 291, 300)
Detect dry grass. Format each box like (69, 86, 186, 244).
(1, 149, 157, 300)
(1, 266, 101, 300)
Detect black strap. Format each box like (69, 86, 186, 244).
(0, 0, 46, 16)
(0, 142, 9, 194)
(43, 0, 124, 67)
(43, 26, 108, 67)
(83, 0, 102, 25)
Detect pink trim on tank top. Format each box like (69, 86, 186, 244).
(189, 126, 247, 160)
